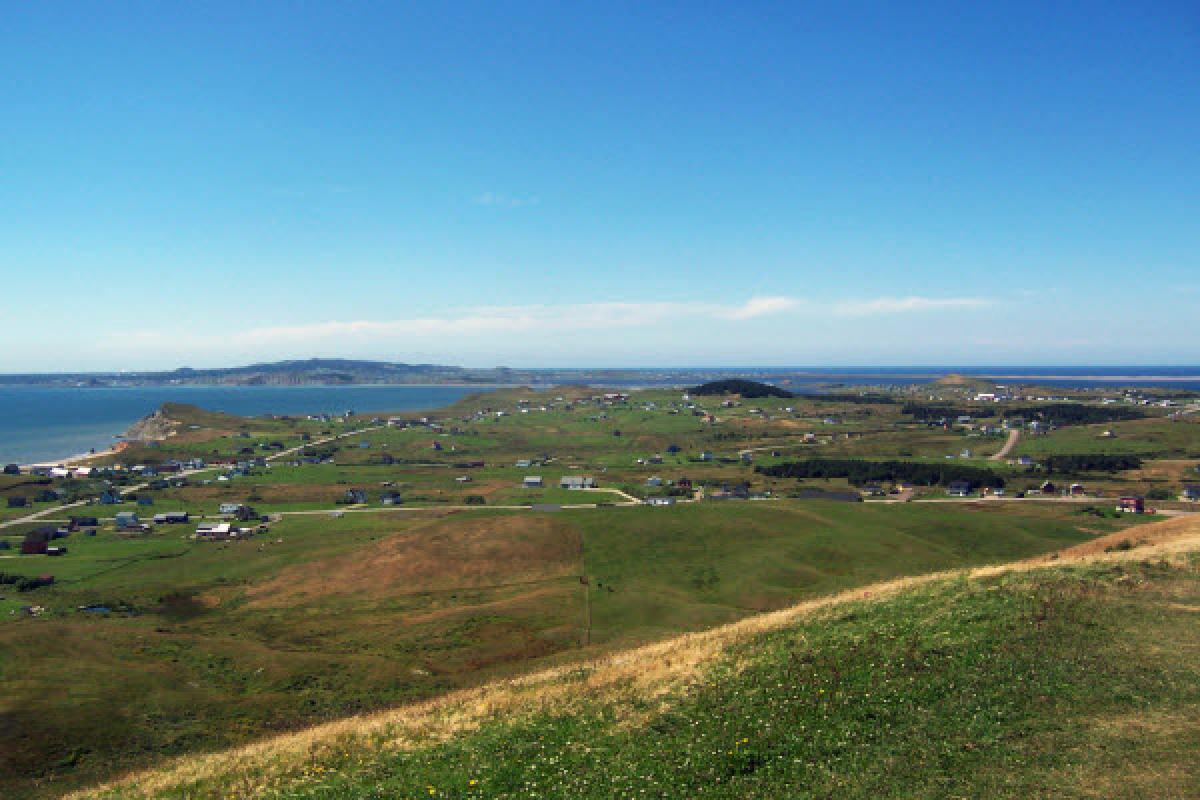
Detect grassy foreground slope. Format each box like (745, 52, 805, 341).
(75, 521, 1200, 800)
(3, 503, 1122, 799)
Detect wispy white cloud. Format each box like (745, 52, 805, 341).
(833, 296, 991, 316)
(718, 296, 801, 320)
(105, 299, 796, 359)
(98, 294, 1002, 363)
(472, 191, 540, 208)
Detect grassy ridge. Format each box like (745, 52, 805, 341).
(0, 502, 1124, 798)
(89, 551, 1199, 799)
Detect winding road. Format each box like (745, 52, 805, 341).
(989, 428, 1020, 461)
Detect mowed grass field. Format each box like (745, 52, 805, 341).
(0, 500, 1143, 799)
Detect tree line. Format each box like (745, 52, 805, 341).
(901, 403, 980, 421)
(1040, 454, 1143, 473)
(757, 458, 1005, 488)
(1003, 403, 1145, 425)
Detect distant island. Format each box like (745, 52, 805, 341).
(0, 360, 895, 388)
(0, 359, 666, 388)
(4, 360, 1200, 390)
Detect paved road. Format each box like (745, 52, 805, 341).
(989, 428, 1020, 461)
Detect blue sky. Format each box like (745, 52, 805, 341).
(2, 2, 1197, 370)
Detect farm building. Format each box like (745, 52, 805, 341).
(20, 528, 54, 555)
(152, 511, 190, 524)
(646, 496, 676, 506)
(947, 481, 973, 497)
(522, 476, 544, 488)
(381, 492, 403, 505)
(560, 476, 596, 489)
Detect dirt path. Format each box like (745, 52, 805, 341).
(989, 428, 1020, 461)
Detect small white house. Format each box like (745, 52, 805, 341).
(195, 522, 232, 539)
(523, 476, 543, 488)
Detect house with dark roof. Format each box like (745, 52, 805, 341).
(560, 476, 596, 489)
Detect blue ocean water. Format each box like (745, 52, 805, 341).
(0, 385, 482, 464)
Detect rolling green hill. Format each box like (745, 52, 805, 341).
(0, 502, 1132, 798)
(72, 522, 1200, 800)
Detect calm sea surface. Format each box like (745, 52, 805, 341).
(0, 385, 483, 464)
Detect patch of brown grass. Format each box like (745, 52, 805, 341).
(1030, 514, 1200, 561)
(244, 515, 582, 608)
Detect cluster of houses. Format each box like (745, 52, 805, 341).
(16, 516, 101, 555)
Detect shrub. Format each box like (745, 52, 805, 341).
(1043, 454, 1142, 473)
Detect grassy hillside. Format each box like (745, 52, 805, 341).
(73, 526, 1200, 799)
(0, 502, 1131, 798)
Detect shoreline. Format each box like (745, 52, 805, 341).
(24, 444, 123, 470)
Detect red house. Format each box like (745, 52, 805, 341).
(1117, 496, 1145, 514)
